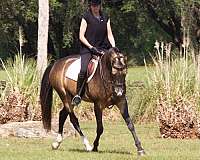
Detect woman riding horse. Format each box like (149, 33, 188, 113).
(40, 46, 145, 156)
(40, 0, 145, 156)
(72, 0, 116, 106)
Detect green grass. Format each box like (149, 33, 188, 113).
(0, 121, 200, 160)
(127, 66, 147, 82)
(0, 66, 199, 159)
(0, 70, 7, 80)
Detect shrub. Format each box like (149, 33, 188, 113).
(135, 40, 200, 138)
(0, 53, 40, 122)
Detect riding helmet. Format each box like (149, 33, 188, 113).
(89, 0, 101, 5)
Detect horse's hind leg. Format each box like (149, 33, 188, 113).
(52, 107, 69, 150)
(92, 103, 103, 152)
(69, 112, 93, 151)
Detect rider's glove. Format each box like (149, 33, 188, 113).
(90, 47, 103, 56)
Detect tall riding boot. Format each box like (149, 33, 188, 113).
(72, 72, 86, 106)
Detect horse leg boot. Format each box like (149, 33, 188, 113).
(72, 72, 86, 106)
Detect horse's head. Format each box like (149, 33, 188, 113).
(108, 47, 127, 97)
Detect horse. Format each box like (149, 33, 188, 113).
(40, 47, 145, 156)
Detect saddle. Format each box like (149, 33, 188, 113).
(65, 57, 99, 82)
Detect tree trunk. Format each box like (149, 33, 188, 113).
(37, 0, 49, 78)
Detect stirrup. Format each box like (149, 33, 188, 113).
(72, 95, 81, 106)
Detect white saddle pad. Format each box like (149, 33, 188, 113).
(65, 58, 98, 82)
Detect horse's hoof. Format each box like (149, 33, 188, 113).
(92, 147, 98, 152)
(52, 142, 60, 150)
(82, 136, 93, 151)
(138, 150, 145, 156)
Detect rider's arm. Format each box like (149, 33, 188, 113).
(79, 18, 93, 49)
(107, 19, 115, 47)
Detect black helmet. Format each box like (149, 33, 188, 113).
(89, 0, 101, 5)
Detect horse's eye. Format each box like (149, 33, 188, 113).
(115, 58, 120, 63)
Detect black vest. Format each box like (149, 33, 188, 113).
(80, 10, 111, 54)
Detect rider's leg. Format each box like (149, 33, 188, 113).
(72, 53, 91, 106)
(72, 71, 86, 105)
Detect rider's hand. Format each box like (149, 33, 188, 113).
(90, 47, 102, 56)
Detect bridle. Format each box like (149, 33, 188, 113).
(111, 55, 127, 71)
(99, 50, 127, 99)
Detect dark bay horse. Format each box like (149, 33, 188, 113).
(40, 47, 145, 155)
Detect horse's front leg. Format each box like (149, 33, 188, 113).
(92, 103, 103, 152)
(116, 97, 145, 156)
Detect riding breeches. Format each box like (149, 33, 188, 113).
(80, 53, 92, 75)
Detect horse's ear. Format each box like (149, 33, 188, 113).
(123, 53, 128, 65)
(112, 47, 120, 53)
(125, 54, 127, 61)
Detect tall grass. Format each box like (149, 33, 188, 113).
(133, 39, 200, 122)
(0, 53, 40, 120)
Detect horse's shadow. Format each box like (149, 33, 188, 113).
(69, 148, 132, 155)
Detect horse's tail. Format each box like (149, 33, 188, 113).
(40, 63, 54, 131)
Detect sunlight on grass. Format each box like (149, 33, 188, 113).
(0, 66, 199, 160)
(0, 122, 199, 160)
(127, 67, 147, 82)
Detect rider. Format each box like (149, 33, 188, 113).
(72, 0, 116, 106)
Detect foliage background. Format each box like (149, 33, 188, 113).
(2, 0, 199, 65)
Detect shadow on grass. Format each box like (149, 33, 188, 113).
(69, 148, 132, 155)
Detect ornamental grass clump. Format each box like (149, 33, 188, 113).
(0, 53, 41, 123)
(143, 39, 200, 138)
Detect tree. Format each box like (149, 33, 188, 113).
(139, 0, 200, 48)
(37, 0, 49, 77)
(0, 0, 38, 59)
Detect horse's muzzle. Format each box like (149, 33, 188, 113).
(114, 86, 124, 96)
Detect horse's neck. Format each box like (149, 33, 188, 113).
(88, 54, 113, 102)
(92, 54, 112, 84)
(101, 53, 112, 81)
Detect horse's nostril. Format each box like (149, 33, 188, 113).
(117, 91, 123, 96)
(114, 87, 124, 96)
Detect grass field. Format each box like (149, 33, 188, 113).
(0, 67, 200, 160)
(127, 66, 148, 81)
(0, 121, 200, 160)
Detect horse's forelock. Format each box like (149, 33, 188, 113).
(108, 47, 120, 54)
